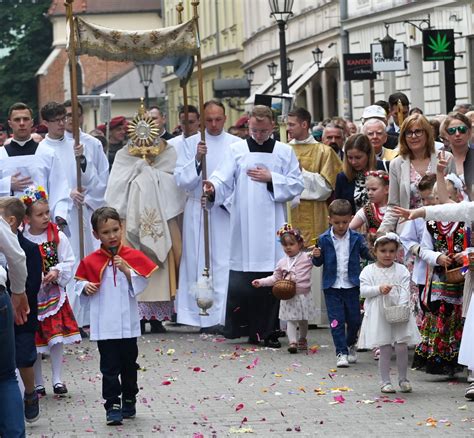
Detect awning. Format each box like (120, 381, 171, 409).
(213, 78, 250, 98)
(289, 56, 336, 95)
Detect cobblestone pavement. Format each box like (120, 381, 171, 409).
(26, 325, 474, 437)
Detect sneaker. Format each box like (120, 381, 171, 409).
(24, 391, 40, 423)
(381, 383, 396, 393)
(287, 343, 298, 354)
(373, 348, 380, 361)
(348, 345, 358, 363)
(122, 399, 136, 419)
(465, 383, 474, 400)
(336, 353, 349, 368)
(35, 385, 46, 397)
(106, 404, 123, 426)
(399, 380, 412, 393)
(53, 383, 68, 396)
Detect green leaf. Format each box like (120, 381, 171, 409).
(427, 32, 451, 55)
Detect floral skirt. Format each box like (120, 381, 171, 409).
(412, 300, 464, 375)
(35, 296, 81, 353)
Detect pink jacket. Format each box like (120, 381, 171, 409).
(258, 252, 313, 294)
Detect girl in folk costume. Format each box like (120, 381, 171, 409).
(413, 177, 468, 375)
(21, 186, 80, 396)
(252, 224, 318, 354)
(350, 170, 389, 245)
(358, 233, 421, 393)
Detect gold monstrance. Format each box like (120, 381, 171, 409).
(127, 99, 164, 163)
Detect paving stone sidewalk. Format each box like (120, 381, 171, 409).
(26, 325, 474, 437)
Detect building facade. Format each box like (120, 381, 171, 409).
(162, 0, 245, 129)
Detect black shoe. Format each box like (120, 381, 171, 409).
(274, 330, 286, 338)
(122, 399, 136, 419)
(24, 391, 40, 423)
(248, 337, 260, 345)
(79, 327, 89, 338)
(35, 385, 46, 396)
(264, 338, 281, 348)
(200, 325, 224, 335)
(106, 404, 123, 426)
(149, 320, 166, 333)
(53, 383, 68, 396)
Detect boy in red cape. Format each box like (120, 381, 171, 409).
(75, 207, 157, 426)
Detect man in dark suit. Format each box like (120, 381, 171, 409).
(148, 106, 174, 140)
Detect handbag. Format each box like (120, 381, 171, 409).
(383, 285, 410, 324)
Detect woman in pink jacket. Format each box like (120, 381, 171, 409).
(252, 224, 318, 354)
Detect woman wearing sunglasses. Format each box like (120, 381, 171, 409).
(379, 114, 455, 234)
(441, 113, 473, 200)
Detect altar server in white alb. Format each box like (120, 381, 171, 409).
(203, 105, 304, 348)
(40, 101, 106, 328)
(0, 102, 71, 223)
(174, 100, 240, 331)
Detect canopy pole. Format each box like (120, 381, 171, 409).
(191, 0, 210, 276)
(65, 0, 85, 260)
(177, 2, 190, 137)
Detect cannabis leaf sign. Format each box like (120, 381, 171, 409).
(428, 33, 451, 54)
(423, 29, 455, 61)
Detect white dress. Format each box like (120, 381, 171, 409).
(358, 263, 421, 349)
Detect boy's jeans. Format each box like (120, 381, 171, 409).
(0, 288, 26, 438)
(324, 287, 361, 355)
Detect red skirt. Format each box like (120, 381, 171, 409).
(35, 295, 81, 351)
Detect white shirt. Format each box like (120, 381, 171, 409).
(0, 218, 27, 294)
(330, 228, 355, 289)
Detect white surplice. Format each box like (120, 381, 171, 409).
(0, 141, 71, 221)
(209, 139, 304, 272)
(77, 266, 148, 341)
(174, 130, 240, 327)
(41, 135, 105, 326)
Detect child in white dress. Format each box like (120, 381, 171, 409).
(358, 233, 421, 393)
(252, 224, 318, 354)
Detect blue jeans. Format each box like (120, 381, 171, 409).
(0, 289, 25, 438)
(324, 287, 361, 355)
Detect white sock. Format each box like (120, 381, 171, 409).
(298, 320, 308, 340)
(50, 343, 64, 386)
(286, 321, 298, 343)
(33, 353, 44, 387)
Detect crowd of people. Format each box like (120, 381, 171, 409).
(0, 91, 474, 435)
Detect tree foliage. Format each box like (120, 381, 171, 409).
(0, 0, 52, 124)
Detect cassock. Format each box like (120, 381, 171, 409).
(289, 135, 342, 326)
(208, 137, 304, 341)
(174, 130, 240, 328)
(105, 141, 186, 315)
(41, 134, 105, 326)
(0, 138, 71, 221)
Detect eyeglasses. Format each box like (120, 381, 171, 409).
(366, 131, 385, 137)
(446, 125, 468, 135)
(404, 129, 424, 138)
(250, 128, 272, 135)
(49, 117, 66, 124)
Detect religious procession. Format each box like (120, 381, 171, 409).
(1, 0, 474, 436)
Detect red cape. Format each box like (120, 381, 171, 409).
(75, 244, 158, 285)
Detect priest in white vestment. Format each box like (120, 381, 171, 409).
(174, 101, 240, 329)
(105, 131, 186, 330)
(0, 103, 71, 222)
(203, 105, 304, 347)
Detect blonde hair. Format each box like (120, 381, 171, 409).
(251, 105, 273, 122)
(398, 114, 435, 159)
(0, 197, 26, 226)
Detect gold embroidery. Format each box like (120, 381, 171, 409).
(140, 208, 163, 242)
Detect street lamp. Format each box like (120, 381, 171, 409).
(380, 24, 396, 59)
(286, 57, 294, 78)
(135, 61, 155, 109)
(269, 0, 294, 94)
(312, 47, 323, 67)
(245, 68, 255, 84)
(268, 60, 278, 85)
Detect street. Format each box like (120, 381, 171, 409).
(26, 325, 474, 437)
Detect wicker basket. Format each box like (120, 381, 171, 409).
(383, 292, 410, 324)
(445, 266, 465, 284)
(272, 279, 296, 300)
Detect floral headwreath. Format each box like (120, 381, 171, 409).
(374, 232, 400, 247)
(276, 223, 304, 242)
(20, 186, 48, 206)
(365, 170, 389, 182)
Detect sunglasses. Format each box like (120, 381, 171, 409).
(446, 125, 468, 135)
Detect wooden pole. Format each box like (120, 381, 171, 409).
(65, 0, 85, 260)
(177, 2, 190, 137)
(191, 0, 210, 276)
